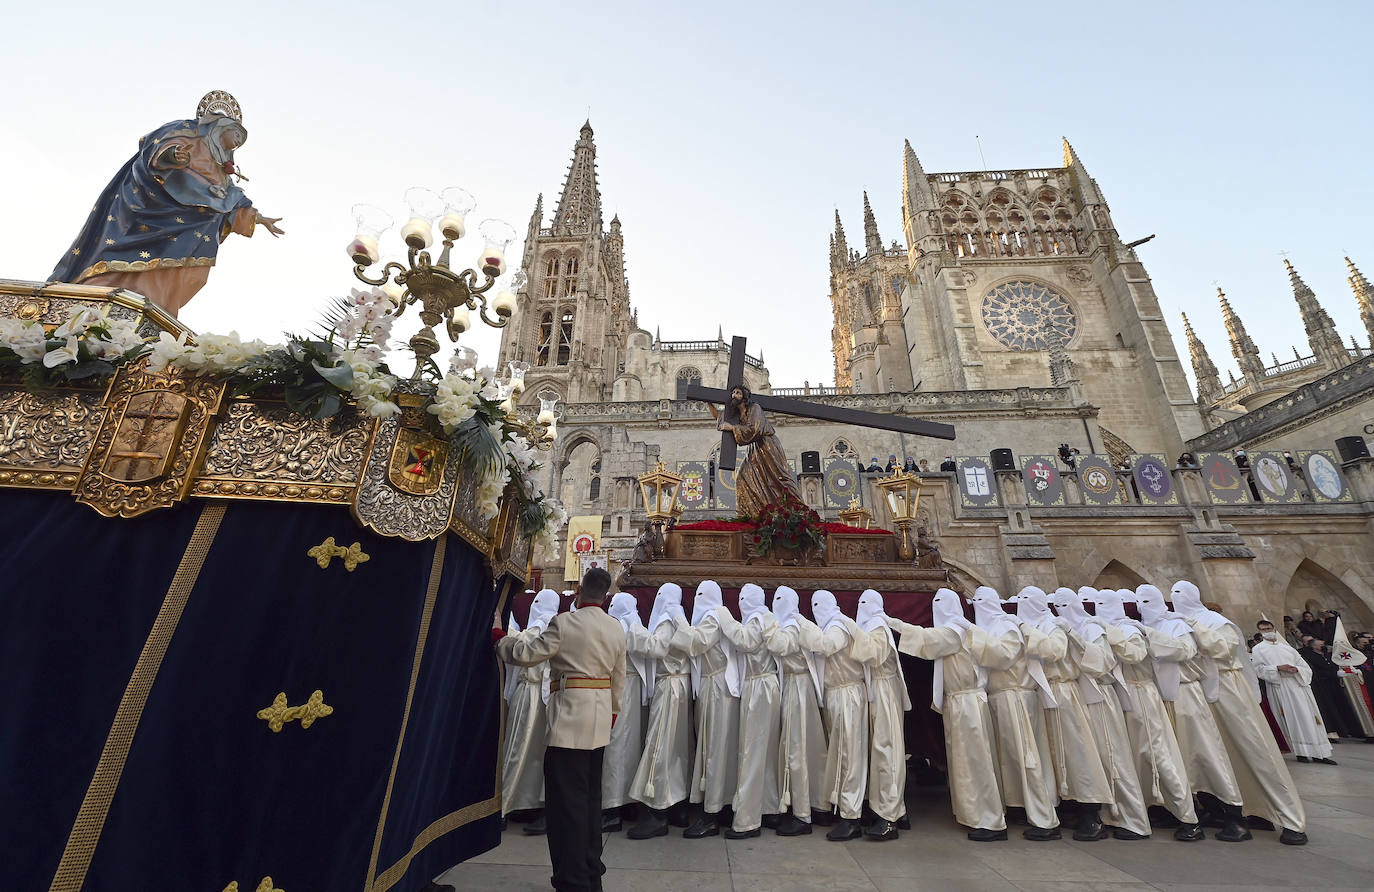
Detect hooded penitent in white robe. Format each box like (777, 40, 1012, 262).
(799, 589, 876, 820)
(630, 583, 694, 810)
(502, 589, 560, 814)
(1136, 584, 1244, 808)
(1172, 581, 1306, 833)
(891, 588, 1005, 832)
(1094, 588, 1198, 824)
(1330, 620, 1374, 737)
(1250, 635, 1331, 758)
(766, 586, 828, 821)
(1018, 587, 1113, 804)
(603, 592, 652, 809)
(854, 590, 913, 823)
(716, 583, 783, 832)
(684, 580, 742, 814)
(1055, 587, 1151, 837)
(969, 586, 1059, 830)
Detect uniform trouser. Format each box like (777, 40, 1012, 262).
(544, 745, 605, 892)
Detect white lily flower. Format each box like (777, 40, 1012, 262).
(5, 322, 47, 362)
(146, 331, 190, 372)
(42, 335, 80, 368)
(54, 307, 102, 339)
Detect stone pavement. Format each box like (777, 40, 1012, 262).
(440, 742, 1374, 891)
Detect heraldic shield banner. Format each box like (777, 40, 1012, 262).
(676, 461, 710, 511)
(1250, 452, 1303, 504)
(1131, 453, 1177, 505)
(956, 456, 999, 507)
(823, 457, 861, 508)
(1301, 450, 1354, 502)
(1075, 455, 1122, 505)
(1020, 455, 1065, 506)
(1197, 452, 1249, 504)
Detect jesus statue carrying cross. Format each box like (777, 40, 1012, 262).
(706, 384, 801, 517)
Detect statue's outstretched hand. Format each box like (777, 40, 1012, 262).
(257, 215, 285, 237)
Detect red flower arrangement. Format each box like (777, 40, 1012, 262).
(752, 493, 826, 557)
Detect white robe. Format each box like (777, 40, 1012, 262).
(1022, 624, 1113, 803)
(799, 618, 874, 819)
(1076, 632, 1152, 835)
(896, 622, 1006, 831)
(1152, 626, 1245, 806)
(603, 623, 651, 809)
(718, 608, 783, 831)
(501, 629, 549, 814)
(858, 626, 910, 822)
(629, 617, 694, 810)
(684, 614, 741, 812)
(767, 622, 828, 820)
(1251, 640, 1331, 758)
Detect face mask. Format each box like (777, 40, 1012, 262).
(1262, 632, 1278, 641)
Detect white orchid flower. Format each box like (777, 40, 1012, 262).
(42, 335, 81, 368)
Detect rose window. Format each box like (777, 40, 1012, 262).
(981, 280, 1078, 351)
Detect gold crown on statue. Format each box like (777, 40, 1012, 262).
(197, 90, 243, 122)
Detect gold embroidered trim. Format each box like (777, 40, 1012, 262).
(307, 536, 370, 571)
(369, 575, 515, 892)
(365, 535, 448, 889)
(222, 879, 283, 892)
(75, 255, 215, 283)
(49, 502, 227, 892)
(257, 690, 334, 733)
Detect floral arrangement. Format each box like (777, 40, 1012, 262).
(0, 292, 566, 547)
(750, 493, 826, 557)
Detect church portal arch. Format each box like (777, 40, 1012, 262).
(1283, 558, 1374, 630)
(1091, 559, 1148, 592)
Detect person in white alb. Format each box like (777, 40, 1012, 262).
(851, 589, 912, 840)
(766, 586, 828, 835)
(601, 592, 652, 832)
(501, 589, 560, 832)
(1251, 618, 1334, 764)
(681, 580, 742, 838)
(627, 583, 694, 839)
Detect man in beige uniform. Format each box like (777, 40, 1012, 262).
(496, 568, 627, 892)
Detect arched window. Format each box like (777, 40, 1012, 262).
(543, 254, 559, 299)
(588, 459, 601, 501)
(537, 312, 553, 366)
(563, 256, 580, 297)
(558, 309, 574, 365)
(676, 366, 702, 399)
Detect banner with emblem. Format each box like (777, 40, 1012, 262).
(1197, 452, 1249, 504)
(1130, 453, 1177, 505)
(1249, 452, 1303, 504)
(1300, 450, 1354, 502)
(676, 460, 710, 511)
(1075, 454, 1122, 505)
(713, 466, 738, 512)
(957, 456, 999, 507)
(823, 457, 862, 508)
(1020, 455, 1064, 506)
(564, 515, 602, 581)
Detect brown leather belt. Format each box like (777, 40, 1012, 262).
(550, 676, 611, 692)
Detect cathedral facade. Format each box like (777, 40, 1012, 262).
(510, 124, 1374, 631)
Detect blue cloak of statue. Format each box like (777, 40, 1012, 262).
(51, 116, 254, 286)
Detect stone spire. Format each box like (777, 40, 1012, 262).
(1346, 256, 1374, 348)
(901, 139, 932, 217)
(862, 192, 883, 256)
(552, 121, 602, 236)
(1181, 312, 1224, 405)
(1043, 320, 1078, 387)
(1218, 287, 1266, 382)
(1062, 137, 1104, 206)
(832, 209, 849, 266)
(1285, 259, 1348, 369)
(526, 193, 544, 241)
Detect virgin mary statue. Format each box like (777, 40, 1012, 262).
(707, 385, 802, 518)
(50, 91, 283, 317)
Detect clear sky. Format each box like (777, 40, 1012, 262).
(3, 0, 1370, 391)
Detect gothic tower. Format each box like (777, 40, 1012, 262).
(1219, 286, 1266, 383)
(828, 195, 913, 393)
(498, 122, 633, 404)
(1284, 259, 1349, 371)
(1181, 311, 1224, 406)
(894, 137, 1204, 454)
(1348, 256, 1374, 348)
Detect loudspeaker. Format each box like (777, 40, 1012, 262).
(1335, 436, 1371, 462)
(801, 450, 822, 474)
(990, 448, 1016, 471)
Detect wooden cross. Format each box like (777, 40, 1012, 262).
(685, 336, 955, 470)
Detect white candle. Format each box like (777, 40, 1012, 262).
(348, 235, 379, 266)
(480, 247, 506, 277)
(537, 408, 555, 425)
(500, 394, 515, 414)
(382, 281, 404, 305)
(401, 217, 433, 250)
(544, 420, 557, 440)
(492, 290, 516, 317)
(451, 307, 470, 333)
(439, 213, 466, 240)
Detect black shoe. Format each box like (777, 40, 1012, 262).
(1279, 828, 1309, 845)
(761, 813, 781, 830)
(967, 827, 1008, 841)
(812, 809, 836, 827)
(601, 810, 623, 833)
(724, 827, 761, 839)
(1174, 823, 1204, 842)
(864, 819, 899, 841)
(1073, 810, 1108, 842)
(826, 819, 863, 841)
(895, 814, 911, 830)
(1022, 826, 1062, 841)
(1296, 756, 1311, 763)
(627, 811, 669, 839)
(1216, 819, 1253, 842)
(1112, 828, 1149, 840)
(1246, 815, 1276, 831)
(775, 815, 813, 836)
(523, 814, 546, 835)
(684, 817, 719, 838)
(1316, 757, 1338, 765)
(1148, 805, 1181, 828)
